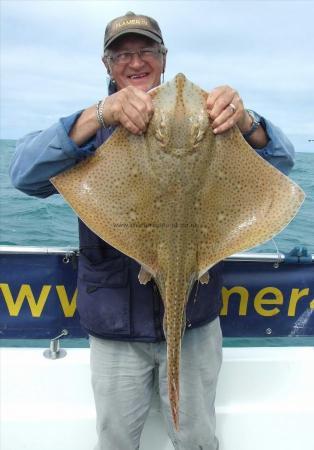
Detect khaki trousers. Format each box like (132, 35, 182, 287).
(90, 317, 222, 450)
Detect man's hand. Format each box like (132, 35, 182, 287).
(102, 86, 154, 135)
(206, 85, 252, 135)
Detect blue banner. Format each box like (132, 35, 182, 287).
(221, 260, 314, 337)
(0, 251, 313, 339)
(0, 252, 82, 339)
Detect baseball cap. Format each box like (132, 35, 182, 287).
(104, 11, 164, 52)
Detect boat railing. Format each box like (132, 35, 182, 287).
(0, 245, 313, 263)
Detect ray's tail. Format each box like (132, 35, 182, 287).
(167, 332, 181, 431)
(164, 290, 187, 432)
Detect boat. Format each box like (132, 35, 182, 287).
(1, 245, 313, 449)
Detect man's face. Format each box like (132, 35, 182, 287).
(105, 35, 165, 92)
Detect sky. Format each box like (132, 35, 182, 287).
(1, 0, 313, 152)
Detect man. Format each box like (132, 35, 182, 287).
(10, 11, 295, 450)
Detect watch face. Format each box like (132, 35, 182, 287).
(243, 110, 262, 138)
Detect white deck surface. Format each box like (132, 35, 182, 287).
(1, 346, 314, 450)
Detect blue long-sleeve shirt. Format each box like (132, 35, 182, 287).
(10, 110, 295, 198)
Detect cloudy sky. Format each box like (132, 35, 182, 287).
(1, 0, 313, 152)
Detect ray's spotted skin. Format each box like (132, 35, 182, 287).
(51, 73, 305, 431)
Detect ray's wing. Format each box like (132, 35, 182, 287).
(196, 127, 305, 275)
(51, 126, 162, 274)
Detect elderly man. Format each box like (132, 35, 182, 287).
(10, 11, 294, 450)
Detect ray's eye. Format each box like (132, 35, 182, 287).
(190, 120, 207, 148)
(154, 113, 168, 148)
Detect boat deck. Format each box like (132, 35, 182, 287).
(1, 346, 313, 449)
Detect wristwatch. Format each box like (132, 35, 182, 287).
(242, 109, 261, 139)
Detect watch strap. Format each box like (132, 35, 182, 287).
(242, 109, 261, 139)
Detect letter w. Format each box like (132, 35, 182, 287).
(0, 283, 51, 317)
(56, 286, 77, 317)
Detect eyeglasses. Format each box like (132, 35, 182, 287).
(106, 47, 165, 65)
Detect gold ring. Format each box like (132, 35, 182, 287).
(229, 103, 236, 113)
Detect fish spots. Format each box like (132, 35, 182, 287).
(129, 210, 137, 221)
(154, 199, 162, 209)
(234, 182, 242, 191)
(130, 166, 139, 178)
(201, 226, 208, 235)
(218, 212, 226, 222)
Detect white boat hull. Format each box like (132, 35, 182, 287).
(1, 346, 313, 449)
